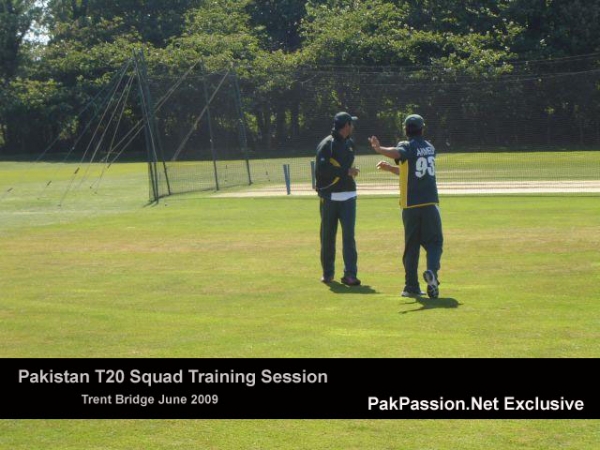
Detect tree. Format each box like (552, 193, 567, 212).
(3, 0, 145, 155)
(300, 0, 519, 70)
(0, 0, 41, 81)
(245, 0, 308, 52)
(44, 0, 198, 46)
(171, 0, 303, 151)
(507, 0, 600, 58)
(3, 0, 600, 156)
(0, 0, 42, 151)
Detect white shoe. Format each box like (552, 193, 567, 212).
(401, 289, 424, 298)
(423, 270, 439, 299)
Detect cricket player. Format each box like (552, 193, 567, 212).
(368, 114, 443, 298)
(315, 112, 361, 286)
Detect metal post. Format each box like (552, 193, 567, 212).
(137, 49, 171, 197)
(202, 67, 220, 191)
(133, 50, 160, 202)
(232, 69, 252, 185)
(134, 50, 171, 201)
(283, 164, 291, 195)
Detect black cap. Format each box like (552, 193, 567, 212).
(404, 114, 425, 130)
(333, 112, 358, 128)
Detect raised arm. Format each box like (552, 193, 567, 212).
(368, 136, 401, 160)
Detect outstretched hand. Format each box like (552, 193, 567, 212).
(368, 136, 381, 152)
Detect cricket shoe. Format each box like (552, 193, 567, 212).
(341, 276, 361, 286)
(423, 270, 439, 299)
(401, 288, 424, 298)
(321, 275, 334, 284)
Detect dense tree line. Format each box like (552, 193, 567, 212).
(1, 0, 600, 156)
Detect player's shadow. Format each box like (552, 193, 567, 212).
(400, 296, 461, 314)
(327, 281, 377, 294)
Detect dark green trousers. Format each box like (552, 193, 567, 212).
(320, 197, 358, 278)
(401, 204, 443, 290)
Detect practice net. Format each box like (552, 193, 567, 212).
(145, 59, 600, 199)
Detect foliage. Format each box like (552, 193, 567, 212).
(170, 0, 261, 72)
(245, 0, 308, 52)
(300, 0, 521, 74)
(0, 0, 40, 81)
(45, 0, 198, 47)
(0, 0, 43, 150)
(507, 0, 600, 58)
(1, 0, 600, 155)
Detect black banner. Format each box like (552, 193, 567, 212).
(1, 358, 598, 419)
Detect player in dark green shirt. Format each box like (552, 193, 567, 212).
(368, 114, 443, 298)
(315, 112, 361, 286)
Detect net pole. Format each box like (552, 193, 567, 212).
(137, 49, 172, 197)
(202, 66, 220, 191)
(283, 164, 291, 195)
(133, 50, 160, 202)
(232, 69, 252, 185)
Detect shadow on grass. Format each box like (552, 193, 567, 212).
(327, 281, 378, 294)
(400, 297, 461, 314)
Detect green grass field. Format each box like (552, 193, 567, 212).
(1, 161, 599, 448)
(247, 150, 600, 188)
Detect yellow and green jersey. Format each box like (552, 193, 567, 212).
(394, 137, 439, 208)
